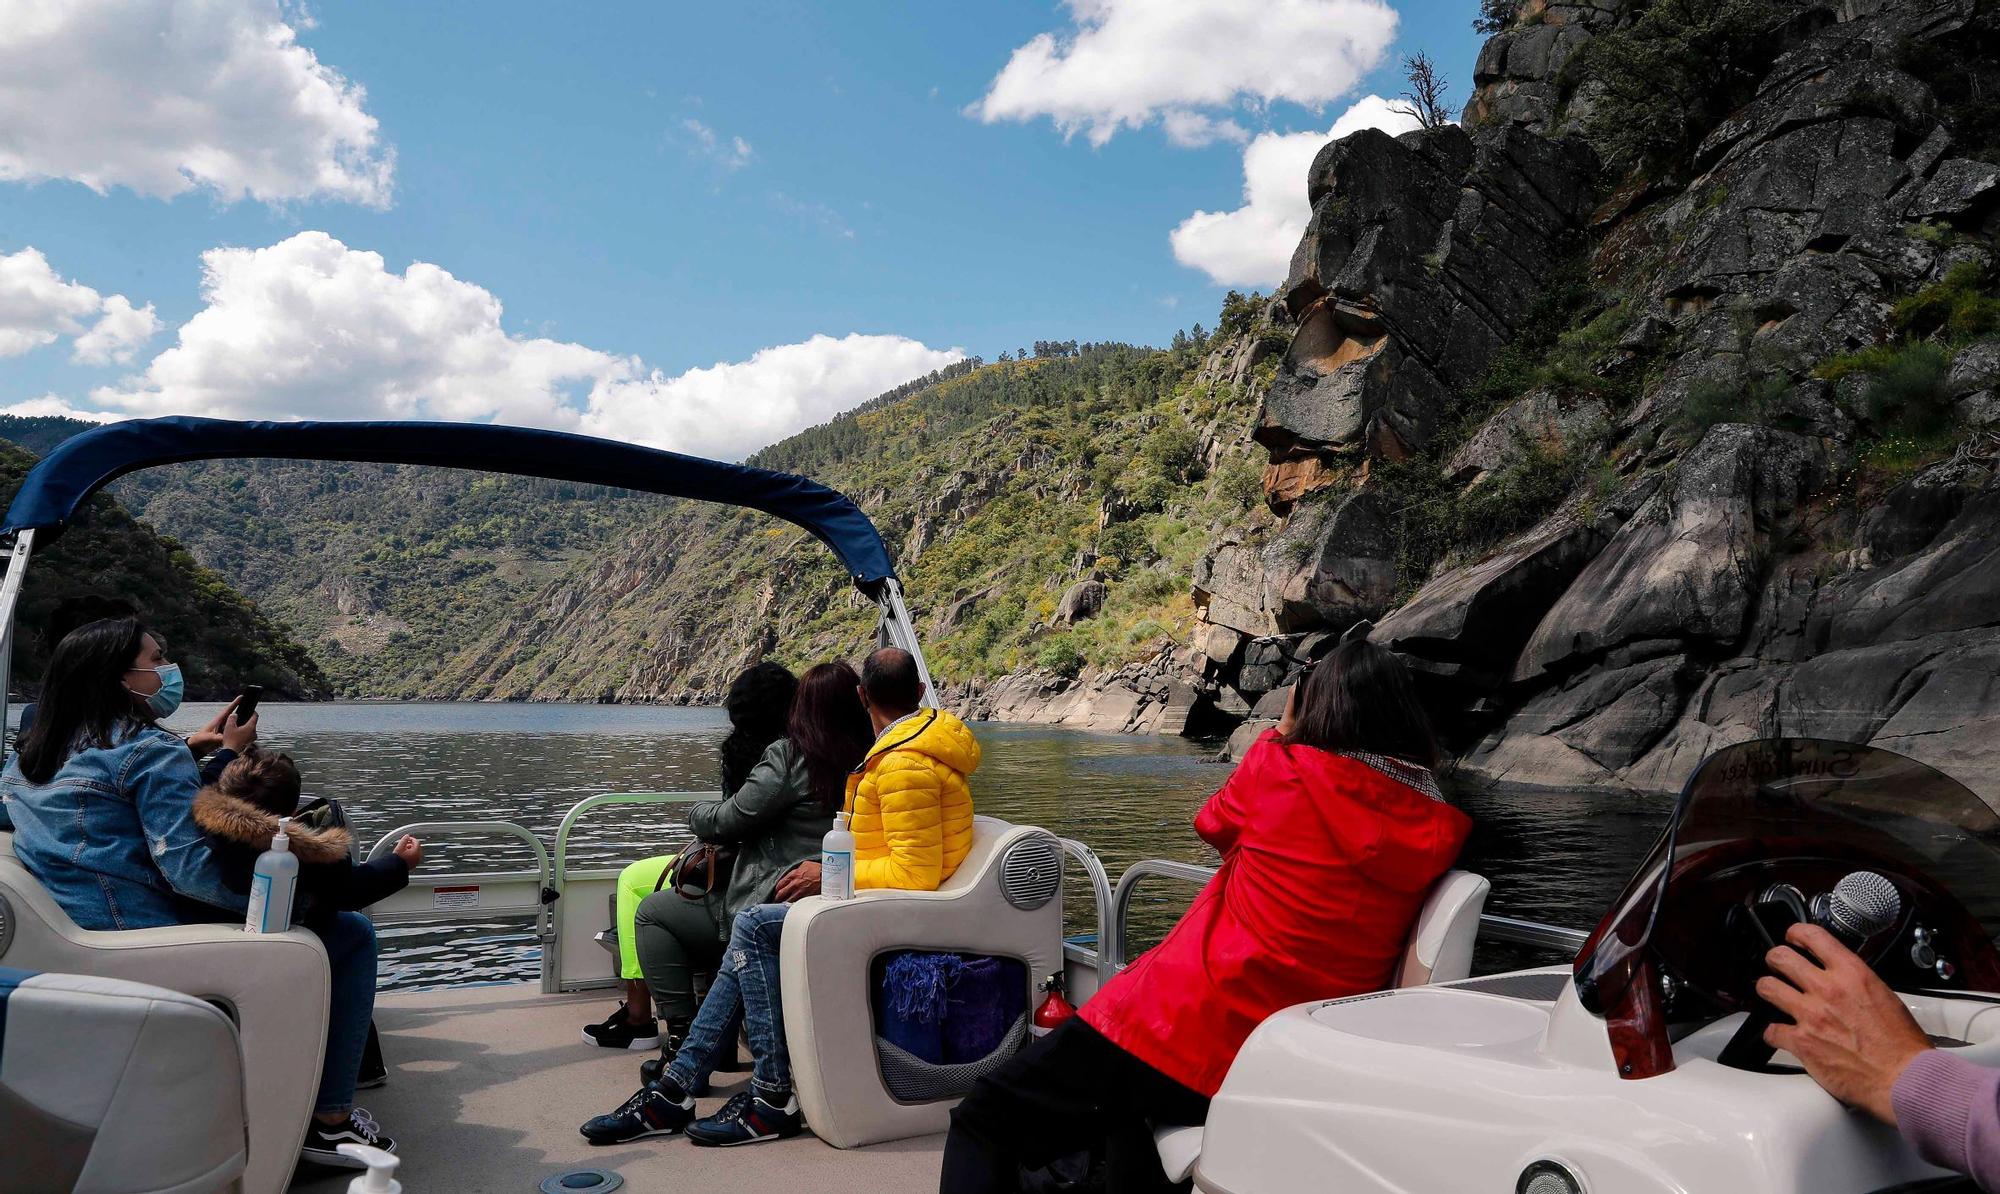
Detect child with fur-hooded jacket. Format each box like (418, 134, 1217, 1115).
(192, 751, 422, 928)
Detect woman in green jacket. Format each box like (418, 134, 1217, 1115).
(583, 662, 796, 1052)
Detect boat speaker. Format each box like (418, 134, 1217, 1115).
(1518, 1159, 1584, 1194)
(0, 891, 11, 962)
(998, 834, 1062, 911)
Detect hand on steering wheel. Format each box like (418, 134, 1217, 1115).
(1757, 923, 1932, 1124)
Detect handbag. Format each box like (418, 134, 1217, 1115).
(660, 840, 737, 900)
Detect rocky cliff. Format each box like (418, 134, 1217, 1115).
(1186, 0, 2000, 794)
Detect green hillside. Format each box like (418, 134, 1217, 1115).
(0, 415, 664, 697)
(0, 440, 328, 700)
(0, 294, 1279, 702)
(432, 309, 1278, 701)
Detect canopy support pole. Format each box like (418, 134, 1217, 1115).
(0, 530, 36, 737)
(875, 578, 940, 709)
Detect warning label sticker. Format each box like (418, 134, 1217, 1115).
(433, 885, 480, 910)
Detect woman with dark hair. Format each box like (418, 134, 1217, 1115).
(583, 660, 876, 1148)
(937, 639, 1474, 1194)
(584, 661, 802, 1051)
(2, 618, 400, 1167)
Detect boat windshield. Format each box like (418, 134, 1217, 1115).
(1575, 738, 2000, 1028)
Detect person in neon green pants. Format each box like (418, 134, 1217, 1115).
(583, 662, 798, 1053)
(615, 853, 673, 978)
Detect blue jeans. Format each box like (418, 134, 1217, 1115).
(666, 903, 792, 1098)
(315, 912, 378, 1114)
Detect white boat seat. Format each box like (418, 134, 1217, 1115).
(0, 830, 329, 1194)
(1156, 1123, 1204, 1184)
(1150, 868, 1490, 1185)
(781, 815, 1066, 1149)
(1395, 869, 1490, 988)
(1, 966, 247, 1194)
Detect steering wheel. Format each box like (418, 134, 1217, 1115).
(1650, 847, 2000, 1073)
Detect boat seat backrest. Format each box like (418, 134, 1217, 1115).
(1396, 869, 1490, 988)
(781, 815, 1066, 1149)
(1156, 868, 1493, 1185)
(1, 967, 247, 1193)
(0, 830, 329, 1194)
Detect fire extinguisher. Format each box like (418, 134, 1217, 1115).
(1032, 972, 1075, 1038)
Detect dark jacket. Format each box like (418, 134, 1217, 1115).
(686, 737, 833, 934)
(191, 786, 408, 928)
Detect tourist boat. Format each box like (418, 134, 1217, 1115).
(0, 418, 1990, 1194)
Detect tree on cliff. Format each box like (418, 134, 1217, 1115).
(1474, 0, 1516, 34)
(1393, 52, 1452, 130)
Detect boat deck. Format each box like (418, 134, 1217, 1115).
(291, 984, 945, 1193)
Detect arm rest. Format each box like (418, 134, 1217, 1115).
(0, 887, 326, 1194)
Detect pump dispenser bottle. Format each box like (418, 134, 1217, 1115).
(821, 811, 855, 901)
(245, 817, 299, 934)
(337, 1144, 401, 1194)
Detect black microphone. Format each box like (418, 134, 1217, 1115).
(1809, 871, 1902, 945)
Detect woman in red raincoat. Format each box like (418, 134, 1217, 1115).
(939, 638, 1474, 1194)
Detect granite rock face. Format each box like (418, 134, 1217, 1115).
(1182, 0, 2000, 795)
(955, 643, 1204, 736)
(1259, 124, 1599, 469)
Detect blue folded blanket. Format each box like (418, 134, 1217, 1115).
(876, 951, 1029, 1065)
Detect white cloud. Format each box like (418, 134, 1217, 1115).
(0, 396, 123, 422)
(0, 0, 392, 206)
(681, 117, 754, 169)
(972, 0, 1397, 146)
(1168, 95, 1421, 288)
(83, 232, 960, 460)
(0, 247, 162, 364)
(579, 334, 964, 460)
(74, 294, 166, 366)
(1161, 111, 1248, 149)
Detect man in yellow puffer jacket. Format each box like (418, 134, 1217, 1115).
(846, 647, 979, 891)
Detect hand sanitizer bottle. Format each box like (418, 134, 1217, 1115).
(338, 1144, 401, 1194)
(245, 817, 299, 934)
(821, 812, 855, 901)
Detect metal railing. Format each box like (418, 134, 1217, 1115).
(353, 800, 1594, 994)
(354, 792, 713, 993)
(1055, 837, 1116, 985)
(1108, 859, 1219, 970)
(549, 791, 714, 993)
(361, 820, 558, 982)
(1107, 858, 1590, 970)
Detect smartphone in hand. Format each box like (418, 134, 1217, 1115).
(233, 684, 264, 725)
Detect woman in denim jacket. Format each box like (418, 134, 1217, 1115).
(1, 617, 399, 1168)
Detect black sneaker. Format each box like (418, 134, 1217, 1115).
(579, 1078, 695, 1145)
(582, 1002, 660, 1051)
(356, 1023, 388, 1090)
(301, 1108, 398, 1167)
(686, 1090, 804, 1147)
(635, 1056, 708, 1095)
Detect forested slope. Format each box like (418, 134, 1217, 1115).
(0, 438, 328, 699)
(431, 328, 1274, 703)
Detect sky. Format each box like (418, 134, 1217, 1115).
(0, 0, 1485, 460)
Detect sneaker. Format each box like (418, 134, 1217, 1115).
(579, 1078, 696, 1145)
(686, 1090, 804, 1147)
(635, 1055, 711, 1094)
(356, 1023, 388, 1090)
(301, 1108, 397, 1167)
(582, 1002, 660, 1051)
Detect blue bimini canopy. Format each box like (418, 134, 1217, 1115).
(0, 416, 896, 590)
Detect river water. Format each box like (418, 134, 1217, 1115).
(150, 702, 1670, 991)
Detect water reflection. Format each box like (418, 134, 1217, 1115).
(125, 703, 1671, 989)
